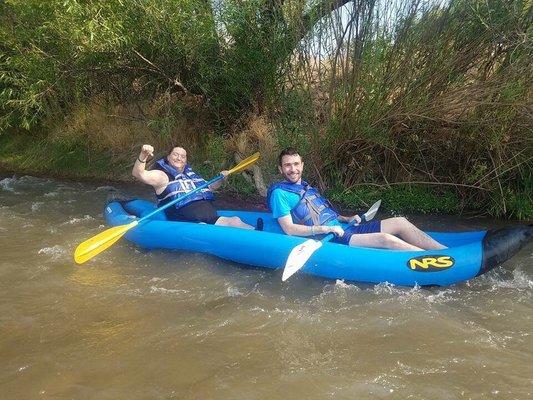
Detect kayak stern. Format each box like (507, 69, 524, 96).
(479, 225, 532, 276)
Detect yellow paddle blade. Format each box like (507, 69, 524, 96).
(74, 220, 139, 264)
(227, 152, 260, 174)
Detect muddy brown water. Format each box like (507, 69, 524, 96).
(0, 175, 531, 399)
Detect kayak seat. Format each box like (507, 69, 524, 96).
(122, 199, 168, 221)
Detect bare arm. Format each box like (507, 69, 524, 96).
(277, 215, 344, 237)
(208, 170, 228, 191)
(132, 144, 168, 191)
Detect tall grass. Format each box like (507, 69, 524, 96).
(279, 0, 532, 218)
(0, 0, 531, 217)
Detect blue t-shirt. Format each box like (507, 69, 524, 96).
(269, 188, 341, 226)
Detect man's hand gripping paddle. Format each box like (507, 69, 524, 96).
(281, 199, 382, 282)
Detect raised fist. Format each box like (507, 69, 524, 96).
(140, 144, 154, 159)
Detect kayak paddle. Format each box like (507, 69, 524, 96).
(281, 199, 382, 282)
(74, 152, 260, 264)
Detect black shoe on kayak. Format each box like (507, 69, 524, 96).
(256, 218, 264, 231)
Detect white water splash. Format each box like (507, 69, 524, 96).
(394, 360, 448, 376)
(463, 321, 509, 349)
(149, 286, 188, 295)
(334, 279, 352, 288)
(149, 277, 168, 283)
(227, 286, 244, 297)
(320, 279, 362, 298)
(472, 265, 533, 292)
(424, 288, 458, 304)
(61, 215, 95, 225)
(373, 281, 396, 295)
(510, 269, 533, 289)
(31, 202, 44, 212)
(0, 177, 18, 192)
(18, 175, 47, 184)
(488, 269, 533, 290)
(38, 245, 66, 260)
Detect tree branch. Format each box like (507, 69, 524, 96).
(299, 0, 353, 41)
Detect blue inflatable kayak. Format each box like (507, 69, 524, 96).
(104, 199, 531, 286)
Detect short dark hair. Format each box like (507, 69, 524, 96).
(278, 147, 301, 166)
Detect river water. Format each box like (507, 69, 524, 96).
(0, 175, 531, 399)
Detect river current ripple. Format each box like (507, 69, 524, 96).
(0, 175, 531, 399)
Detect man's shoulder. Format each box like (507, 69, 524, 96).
(270, 187, 299, 207)
(270, 187, 286, 196)
(270, 187, 298, 201)
(269, 187, 296, 218)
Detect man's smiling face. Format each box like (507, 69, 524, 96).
(279, 153, 303, 184)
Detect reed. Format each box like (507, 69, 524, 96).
(1, 0, 531, 217)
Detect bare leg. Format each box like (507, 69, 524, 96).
(349, 232, 423, 250)
(215, 216, 254, 230)
(381, 217, 446, 250)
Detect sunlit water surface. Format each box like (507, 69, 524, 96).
(0, 175, 531, 399)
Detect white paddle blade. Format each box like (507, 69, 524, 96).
(361, 199, 381, 222)
(282, 239, 323, 281)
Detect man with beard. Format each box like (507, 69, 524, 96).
(267, 147, 446, 250)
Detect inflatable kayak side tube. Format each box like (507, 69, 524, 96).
(479, 225, 532, 276)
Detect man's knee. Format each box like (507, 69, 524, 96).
(388, 216, 409, 225)
(382, 216, 411, 233)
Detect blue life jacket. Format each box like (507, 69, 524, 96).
(267, 180, 338, 226)
(153, 157, 214, 209)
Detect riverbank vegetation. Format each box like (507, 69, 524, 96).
(1, 0, 531, 218)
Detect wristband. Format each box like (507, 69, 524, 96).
(137, 157, 147, 163)
(311, 226, 315, 235)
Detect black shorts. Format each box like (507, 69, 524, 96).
(164, 200, 220, 224)
(332, 220, 382, 245)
